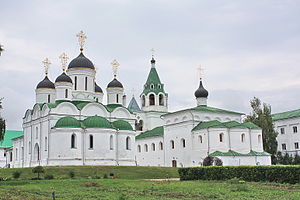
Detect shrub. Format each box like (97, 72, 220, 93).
(178, 166, 300, 184)
(44, 174, 54, 180)
(103, 174, 108, 179)
(12, 171, 21, 179)
(203, 156, 214, 166)
(32, 166, 45, 179)
(214, 157, 223, 166)
(69, 171, 75, 179)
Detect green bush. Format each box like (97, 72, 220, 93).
(103, 174, 108, 179)
(32, 166, 45, 179)
(12, 171, 21, 179)
(69, 171, 75, 179)
(44, 174, 54, 180)
(178, 166, 300, 184)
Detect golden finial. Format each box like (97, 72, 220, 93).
(76, 31, 87, 52)
(42, 58, 51, 76)
(197, 65, 205, 80)
(111, 59, 120, 78)
(59, 53, 69, 72)
(150, 48, 155, 58)
(131, 88, 136, 97)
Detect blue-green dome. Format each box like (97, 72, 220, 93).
(55, 117, 81, 128)
(83, 116, 112, 129)
(112, 120, 133, 130)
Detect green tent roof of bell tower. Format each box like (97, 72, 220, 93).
(141, 58, 167, 96)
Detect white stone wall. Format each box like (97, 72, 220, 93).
(55, 82, 73, 101)
(274, 117, 300, 156)
(0, 148, 7, 168)
(106, 88, 125, 105)
(36, 88, 56, 104)
(218, 156, 271, 166)
(135, 136, 164, 166)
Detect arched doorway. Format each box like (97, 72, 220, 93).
(172, 160, 177, 167)
(33, 143, 40, 161)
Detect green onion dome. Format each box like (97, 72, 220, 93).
(83, 116, 112, 129)
(112, 120, 133, 130)
(54, 117, 81, 128)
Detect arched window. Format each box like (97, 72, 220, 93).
(89, 135, 94, 149)
(144, 144, 148, 152)
(258, 135, 262, 143)
(199, 135, 203, 143)
(170, 140, 175, 149)
(29, 141, 31, 154)
(47, 94, 50, 103)
(85, 77, 88, 91)
(65, 89, 68, 98)
(10, 152, 13, 162)
(159, 142, 163, 150)
(126, 136, 131, 150)
(159, 94, 164, 106)
(158, 84, 161, 89)
(181, 139, 186, 148)
(152, 143, 156, 151)
(71, 134, 76, 148)
(149, 94, 155, 105)
(137, 145, 141, 152)
(110, 135, 114, 150)
(116, 94, 119, 103)
(74, 76, 77, 90)
(36, 127, 38, 139)
(142, 95, 146, 107)
(241, 133, 245, 143)
(219, 133, 224, 143)
(96, 98, 99, 102)
(45, 137, 47, 151)
(150, 84, 154, 89)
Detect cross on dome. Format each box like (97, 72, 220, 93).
(111, 59, 120, 78)
(42, 58, 51, 76)
(197, 65, 205, 80)
(150, 48, 155, 58)
(59, 53, 69, 72)
(76, 31, 87, 52)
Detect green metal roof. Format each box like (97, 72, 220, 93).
(142, 66, 167, 96)
(210, 150, 270, 157)
(105, 104, 124, 112)
(83, 116, 113, 129)
(272, 109, 300, 121)
(164, 105, 244, 117)
(128, 97, 142, 113)
(192, 120, 226, 131)
(136, 126, 164, 140)
(54, 117, 81, 128)
(0, 130, 24, 148)
(192, 120, 261, 131)
(112, 120, 133, 131)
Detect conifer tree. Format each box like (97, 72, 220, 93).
(245, 97, 278, 162)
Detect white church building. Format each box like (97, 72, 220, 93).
(0, 32, 271, 168)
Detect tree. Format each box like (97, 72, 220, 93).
(0, 98, 5, 141)
(293, 153, 300, 165)
(245, 97, 278, 162)
(32, 166, 45, 179)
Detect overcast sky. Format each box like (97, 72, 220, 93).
(1, 0, 300, 130)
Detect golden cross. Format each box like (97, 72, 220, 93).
(131, 88, 136, 97)
(42, 58, 51, 76)
(150, 48, 155, 57)
(76, 31, 87, 51)
(111, 59, 120, 78)
(59, 53, 69, 72)
(197, 65, 205, 80)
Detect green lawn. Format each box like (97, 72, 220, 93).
(0, 178, 300, 200)
(0, 166, 179, 180)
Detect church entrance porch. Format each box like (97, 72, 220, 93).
(172, 160, 177, 167)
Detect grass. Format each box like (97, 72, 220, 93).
(0, 178, 300, 200)
(0, 165, 179, 180)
